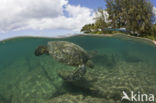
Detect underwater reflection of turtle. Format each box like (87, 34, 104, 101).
(34, 41, 94, 81)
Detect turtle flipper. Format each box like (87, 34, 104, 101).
(67, 65, 86, 81)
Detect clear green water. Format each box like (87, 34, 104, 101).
(0, 35, 156, 103)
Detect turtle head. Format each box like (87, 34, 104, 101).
(34, 45, 49, 56)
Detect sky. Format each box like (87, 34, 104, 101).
(0, 0, 156, 41)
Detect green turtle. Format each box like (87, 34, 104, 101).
(34, 41, 94, 81)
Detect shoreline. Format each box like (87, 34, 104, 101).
(153, 40, 156, 44)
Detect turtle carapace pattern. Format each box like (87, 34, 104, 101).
(34, 41, 94, 81)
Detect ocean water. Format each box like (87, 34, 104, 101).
(0, 35, 156, 103)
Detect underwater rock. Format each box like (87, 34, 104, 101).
(0, 56, 65, 103)
(58, 70, 100, 96)
(0, 56, 155, 103)
(11, 64, 58, 103)
(121, 51, 143, 63)
(57, 60, 156, 102)
(0, 93, 12, 103)
(92, 54, 118, 68)
(43, 93, 121, 103)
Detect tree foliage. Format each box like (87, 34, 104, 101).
(94, 9, 109, 33)
(105, 0, 155, 36)
(81, 9, 109, 34)
(81, 0, 155, 38)
(80, 24, 95, 33)
(152, 23, 156, 36)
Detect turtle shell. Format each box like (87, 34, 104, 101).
(47, 41, 89, 66)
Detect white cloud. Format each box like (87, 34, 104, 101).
(66, 5, 92, 17)
(0, 0, 94, 33)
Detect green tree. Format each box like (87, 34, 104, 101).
(80, 24, 95, 33)
(105, 0, 154, 36)
(152, 23, 156, 36)
(94, 9, 109, 33)
(81, 9, 109, 34)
